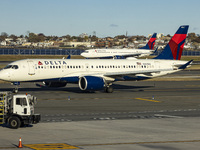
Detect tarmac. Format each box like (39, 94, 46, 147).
(0, 118, 200, 150)
(0, 70, 199, 150)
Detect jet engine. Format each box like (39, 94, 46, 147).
(43, 81, 67, 87)
(79, 76, 105, 91)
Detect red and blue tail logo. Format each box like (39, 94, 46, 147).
(154, 25, 189, 60)
(140, 33, 157, 50)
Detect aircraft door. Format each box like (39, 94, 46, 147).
(27, 61, 35, 75)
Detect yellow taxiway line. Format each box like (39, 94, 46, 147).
(135, 98, 161, 103)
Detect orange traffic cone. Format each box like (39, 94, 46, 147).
(18, 137, 22, 148)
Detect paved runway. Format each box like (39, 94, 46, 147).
(0, 70, 199, 149)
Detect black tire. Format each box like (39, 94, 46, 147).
(106, 86, 113, 93)
(9, 116, 21, 129)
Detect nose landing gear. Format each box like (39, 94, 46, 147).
(11, 82, 20, 93)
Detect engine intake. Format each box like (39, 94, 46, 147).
(79, 76, 104, 91)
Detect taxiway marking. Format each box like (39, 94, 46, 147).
(135, 98, 161, 103)
(24, 143, 79, 150)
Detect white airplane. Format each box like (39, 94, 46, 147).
(81, 33, 157, 59)
(0, 26, 192, 93)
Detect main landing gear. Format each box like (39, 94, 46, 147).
(104, 86, 113, 93)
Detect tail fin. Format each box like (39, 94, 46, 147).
(154, 25, 189, 60)
(140, 33, 157, 50)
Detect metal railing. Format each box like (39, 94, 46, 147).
(0, 48, 84, 55)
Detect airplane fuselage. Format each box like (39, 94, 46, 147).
(0, 58, 187, 83)
(81, 48, 154, 58)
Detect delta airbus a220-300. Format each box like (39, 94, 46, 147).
(81, 33, 157, 59)
(0, 25, 192, 93)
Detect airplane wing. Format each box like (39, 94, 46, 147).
(103, 68, 173, 77)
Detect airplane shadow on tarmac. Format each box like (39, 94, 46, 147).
(0, 83, 154, 93)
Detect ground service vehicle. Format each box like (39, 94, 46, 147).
(0, 92, 40, 129)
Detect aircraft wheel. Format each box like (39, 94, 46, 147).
(13, 88, 18, 93)
(106, 86, 113, 93)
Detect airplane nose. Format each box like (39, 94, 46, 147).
(81, 53, 86, 57)
(0, 71, 10, 81)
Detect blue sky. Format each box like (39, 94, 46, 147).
(1, 0, 199, 37)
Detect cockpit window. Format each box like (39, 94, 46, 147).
(4, 65, 19, 69)
(12, 65, 19, 69)
(4, 65, 12, 69)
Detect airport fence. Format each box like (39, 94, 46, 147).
(153, 50, 200, 56)
(0, 48, 84, 55)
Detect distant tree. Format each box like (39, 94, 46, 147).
(187, 33, 200, 43)
(38, 33, 45, 42)
(19, 35, 24, 38)
(115, 35, 126, 39)
(84, 36, 89, 42)
(28, 33, 45, 42)
(9, 34, 18, 42)
(1, 32, 8, 37)
(91, 35, 98, 42)
(166, 34, 171, 37)
(28, 33, 37, 42)
(0, 32, 8, 41)
(62, 35, 71, 42)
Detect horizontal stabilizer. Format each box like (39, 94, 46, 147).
(178, 60, 193, 69)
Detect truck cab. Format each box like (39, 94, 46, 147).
(0, 92, 40, 129)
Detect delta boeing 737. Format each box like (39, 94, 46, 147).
(81, 33, 157, 59)
(0, 26, 192, 93)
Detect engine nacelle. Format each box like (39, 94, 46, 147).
(43, 81, 67, 87)
(79, 76, 105, 91)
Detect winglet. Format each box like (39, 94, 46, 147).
(140, 33, 157, 50)
(154, 25, 189, 60)
(67, 55, 71, 59)
(178, 60, 193, 69)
